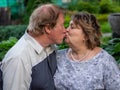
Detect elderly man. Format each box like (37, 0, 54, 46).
(0, 4, 66, 90)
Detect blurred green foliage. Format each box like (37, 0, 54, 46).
(68, 1, 100, 13)
(102, 38, 120, 63)
(100, 22, 111, 33)
(67, 0, 120, 14)
(99, 0, 114, 14)
(23, 0, 51, 24)
(21, 0, 120, 24)
(96, 14, 108, 22)
(0, 25, 27, 41)
(0, 37, 18, 61)
(64, 14, 71, 28)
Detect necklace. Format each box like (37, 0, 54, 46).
(69, 49, 91, 61)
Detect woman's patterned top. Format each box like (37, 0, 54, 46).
(54, 49, 120, 90)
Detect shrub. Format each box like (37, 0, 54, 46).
(0, 37, 18, 61)
(96, 14, 109, 22)
(99, 0, 114, 14)
(102, 38, 120, 63)
(0, 25, 27, 41)
(101, 36, 112, 45)
(68, 2, 99, 13)
(100, 22, 111, 33)
(77, 2, 99, 13)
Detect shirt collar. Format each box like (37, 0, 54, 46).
(23, 31, 56, 55)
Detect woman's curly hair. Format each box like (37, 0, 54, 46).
(72, 12, 102, 50)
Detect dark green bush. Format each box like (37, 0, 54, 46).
(102, 38, 120, 63)
(0, 25, 27, 41)
(0, 37, 18, 61)
(101, 36, 112, 45)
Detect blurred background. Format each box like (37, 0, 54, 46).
(0, 0, 120, 64)
(1, 0, 120, 25)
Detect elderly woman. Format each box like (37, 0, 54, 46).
(54, 12, 120, 90)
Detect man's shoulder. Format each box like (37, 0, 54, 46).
(1, 38, 31, 64)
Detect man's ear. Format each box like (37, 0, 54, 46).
(44, 25, 51, 34)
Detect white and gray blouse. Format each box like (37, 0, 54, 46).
(54, 49, 120, 90)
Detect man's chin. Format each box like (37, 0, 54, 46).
(57, 40, 63, 45)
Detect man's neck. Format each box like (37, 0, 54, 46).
(28, 32, 51, 48)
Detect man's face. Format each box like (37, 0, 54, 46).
(48, 13, 66, 44)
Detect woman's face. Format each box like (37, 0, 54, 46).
(65, 20, 85, 46)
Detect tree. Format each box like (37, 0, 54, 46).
(0, 8, 11, 25)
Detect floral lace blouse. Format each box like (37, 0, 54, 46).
(54, 49, 120, 90)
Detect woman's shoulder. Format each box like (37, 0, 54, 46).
(99, 49, 119, 67)
(100, 49, 115, 60)
(91, 48, 116, 65)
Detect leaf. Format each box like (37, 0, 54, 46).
(114, 43, 120, 53)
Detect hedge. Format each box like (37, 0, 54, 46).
(0, 25, 27, 41)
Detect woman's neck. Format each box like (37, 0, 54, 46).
(69, 45, 89, 55)
(68, 47, 101, 61)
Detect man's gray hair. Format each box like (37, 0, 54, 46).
(27, 4, 65, 35)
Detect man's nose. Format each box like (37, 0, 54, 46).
(63, 27, 66, 32)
